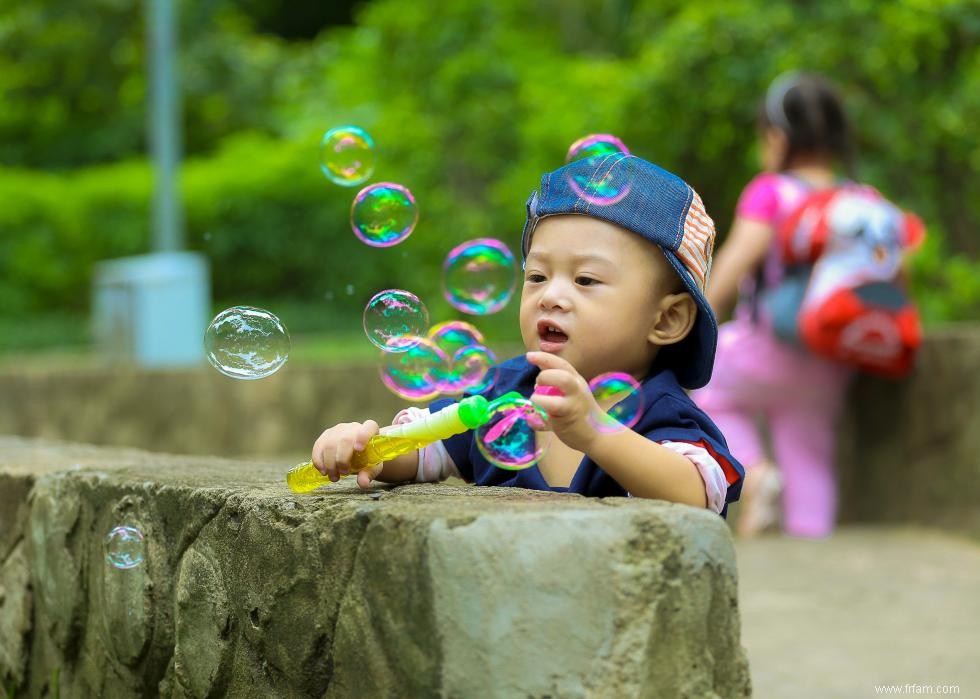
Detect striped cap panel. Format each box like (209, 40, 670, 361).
(676, 190, 715, 291)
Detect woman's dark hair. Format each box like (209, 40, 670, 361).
(759, 72, 855, 176)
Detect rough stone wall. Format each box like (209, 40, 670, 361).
(0, 438, 751, 698)
(0, 363, 408, 460)
(836, 326, 980, 539)
(1, 328, 977, 537)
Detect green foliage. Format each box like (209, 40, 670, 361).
(0, 0, 289, 168)
(0, 0, 977, 344)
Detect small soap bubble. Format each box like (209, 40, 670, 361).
(379, 336, 449, 401)
(442, 238, 517, 315)
(346, 284, 355, 296)
(104, 526, 145, 570)
(363, 289, 429, 351)
(476, 395, 549, 470)
(565, 133, 630, 163)
(566, 152, 632, 207)
(588, 372, 644, 432)
(319, 125, 375, 186)
(350, 182, 419, 247)
(427, 320, 485, 357)
(450, 344, 497, 394)
(205, 306, 290, 380)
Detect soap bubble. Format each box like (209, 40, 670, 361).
(104, 526, 145, 570)
(566, 152, 632, 207)
(442, 238, 517, 315)
(205, 307, 290, 380)
(319, 125, 375, 186)
(428, 320, 485, 357)
(379, 336, 449, 401)
(363, 289, 429, 351)
(350, 182, 418, 247)
(565, 133, 630, 164)
(588, 372, 644, 432)
(449, 344, 497, 394)
(476, 395, 549, 470)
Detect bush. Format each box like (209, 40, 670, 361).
(0, 132, 521, 345)
(1, 0, 977, 346)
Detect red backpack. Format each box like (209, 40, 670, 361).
(771, 184, 926, 377)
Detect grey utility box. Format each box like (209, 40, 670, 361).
(93, 251, 210, 367)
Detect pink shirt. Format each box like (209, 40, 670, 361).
(733, 172, 812, 321)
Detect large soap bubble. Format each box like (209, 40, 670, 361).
(588, 372, 644, 432)
(442, 238, 517, 315)
(350, 182, 419, 248)
(205, 306, 290, 380)
(566, 151, 632, 207)
(379, 336, 449, 401)
(363, 289, 429, 351)
(449, 344, 497, 395)
(476, 394, 549, 470)
(565, 133, 630, 163)
(427, 320, 485, 356)
(104, 526, 145, 570)
(319, 125, 375, 186)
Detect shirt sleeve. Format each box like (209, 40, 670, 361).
(657, 441, 728, 514)
(640, 395, 745, 515)
(735, 172, 781, 224)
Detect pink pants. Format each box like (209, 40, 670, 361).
(692, 320, 853, 537)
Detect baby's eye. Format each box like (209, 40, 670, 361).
(525, 273, 546, 283)
(576, 276, 599, 286)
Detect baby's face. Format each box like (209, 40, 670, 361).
(520, 215, 679, 382)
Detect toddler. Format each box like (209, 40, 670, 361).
(313, 155, 744, 515)
(692, 73, 856, 536)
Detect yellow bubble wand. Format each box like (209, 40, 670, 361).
(286, 393, 518, 493)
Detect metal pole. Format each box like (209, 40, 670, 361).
(147, 0, 183, 251)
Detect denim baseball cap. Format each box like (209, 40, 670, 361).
(521, 153, 718, 389)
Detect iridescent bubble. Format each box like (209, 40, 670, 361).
(588, 372, 644, 432)
(476, 394, 549, 470)
(319, 125, 375, 186)
(566, 152, 632, 207)
(363, 289, 429, 351)
(104, 526, 145, 570)
(427, 320, 485, 357)
(379, 336, 449, 401)
(350, 182, 418, 247)
(565, 133, 630, 164)
(448, 344, 497, 394)
(205, 307, 290, 380)
(442, 238, 517, 315)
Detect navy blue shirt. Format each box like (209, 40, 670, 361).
(430, 356, 744, 517)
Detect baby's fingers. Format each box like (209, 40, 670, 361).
(355, 420, 380, 451)
(356, 462, 384, 490)
(311, 431, 337, 477)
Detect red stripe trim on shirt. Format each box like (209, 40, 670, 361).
(676, 439, 742, 486)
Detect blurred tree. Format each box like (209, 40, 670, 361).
(0, 0, 289, 168)
(236, 0, 359, 39)
(0, 0, 977, 331)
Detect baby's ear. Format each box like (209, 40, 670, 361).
(648, 292, 697, 346)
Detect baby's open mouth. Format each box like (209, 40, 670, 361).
(537, 320, 569, 348)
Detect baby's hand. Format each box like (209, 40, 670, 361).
(526, 351, 603, 453)
(311, 420, 382, 490)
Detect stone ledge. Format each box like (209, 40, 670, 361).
(0, 437, 750, 698)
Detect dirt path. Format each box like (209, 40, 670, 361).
(735, 526, 979, 698)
